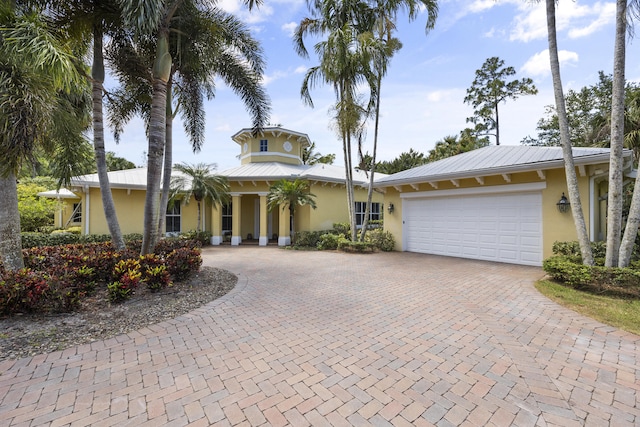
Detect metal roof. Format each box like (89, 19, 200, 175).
(375, 146, 629, 187)
(71, 168, 149, 189)
(37, 188, 80, 199)
(220, 162, 379, 185)
(69, 163, 381, 189)
(231, 127, 311, 147)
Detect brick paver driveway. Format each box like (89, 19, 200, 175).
(1, 248, 639, 426)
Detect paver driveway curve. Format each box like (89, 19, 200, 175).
(1, 247, 639, 426)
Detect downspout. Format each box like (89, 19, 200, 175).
(84, 185, 90, 235)
(589, 175, 595, 241)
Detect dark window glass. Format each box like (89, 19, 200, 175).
(166, 202, 181, 233)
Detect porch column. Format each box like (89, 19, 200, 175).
(231, 193, 242, 246)
(210, 203, 222, 245)
(258, 192, 268, 246)
(278, 204, 290, 246)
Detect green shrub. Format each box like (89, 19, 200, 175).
(17, 180, 57, 232)
(365, 229, 395, 252)
(294, 231, 326, 248)
(332, 223, 350, 238)
(552, 240, 607, 260)
(543, 255, 640, 298)
(317, 233, 340, 250)
(180, 230, 212, 246)
(156, 238, 202, 256)
(337, 238, 375, 253)
(21, 232, 143, 249)
(543, 256, 593, 288)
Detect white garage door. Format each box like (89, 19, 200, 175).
(403, 192, 542, 266)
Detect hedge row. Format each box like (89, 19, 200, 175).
(294, 224, 395, 253)
(543, 255, 640, 299)
(21, 230, 212, 249)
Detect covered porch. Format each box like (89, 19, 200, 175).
(209, 192, 291, 247)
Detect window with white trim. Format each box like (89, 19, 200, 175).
(71, 203, 82, 223)
(222, 203, 232, 233)
(259, 139, 268, 152)
(166, 202, 181, 234)
(355, 202, 381, 226)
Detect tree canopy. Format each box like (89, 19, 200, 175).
(464, 56, 537, 146)
(303, 142, 335, 165)
(523, 71, 640, 160)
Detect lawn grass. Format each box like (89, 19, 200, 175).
(535, 280, 640, 336)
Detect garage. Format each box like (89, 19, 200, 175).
(402, 188, 543, 266)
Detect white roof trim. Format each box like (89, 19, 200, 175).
(400, 182, 547, 199)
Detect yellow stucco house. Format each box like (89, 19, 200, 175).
(55, 130, 632, 266)
(64, 127, 384, 246)
(376, 146, 634, 266)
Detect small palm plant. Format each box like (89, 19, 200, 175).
(170, 163, 229, 232)
(267, 179, 317, 244)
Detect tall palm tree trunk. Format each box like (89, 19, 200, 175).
(141, 78, 167, 254)
(141, 32, 171, 255)
(157, 80, 174, 238)
(546, 0, 593, 265)
(605, 0, 627, 267)
(93, 26, 125, 250)
(0, 173, 24, 271)
(616, 0, 639, 266)
(344, 130, 356, 241)
(360, 72, 382, 242)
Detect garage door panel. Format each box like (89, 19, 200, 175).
(403, 192, 542, 266)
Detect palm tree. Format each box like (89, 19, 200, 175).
(107, 5, 269, 242)
(49, 0, 127, 250)
(295, 0, 377, 241)
(303, 141, 335, 165)
(603, 0, 627, 267)
(358, 0, 437, 240)
(545, 0, 593, 265)
(117, 0, 266, 254)
(170, 163, 229, 232)
(267, 179, 317, 244)
(0, 3, 88, 270)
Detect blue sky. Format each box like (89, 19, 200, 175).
(104, 0, 632, 171)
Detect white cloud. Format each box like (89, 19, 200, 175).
(262, 70, 289, 85)
(426, 89, 458, 103)
(568, 2, 615, 38)
(510, 1, 616, 43)
(483, 27, 495, 38)
(467, 0, 497, 14)
(521, 49, 579, 77)
(218, 0, 274, 24)
(281, 22, 297, 37)
(294, 65, 307, 74)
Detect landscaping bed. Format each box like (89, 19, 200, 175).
(0, 266, 236, 361)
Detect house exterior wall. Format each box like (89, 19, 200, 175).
(306, 184, 384, 231)
(239, 133, 304, 166)
(382, 165, 599, 261)
(540, 168, 592, 257)
(69, 187, 201, 236)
